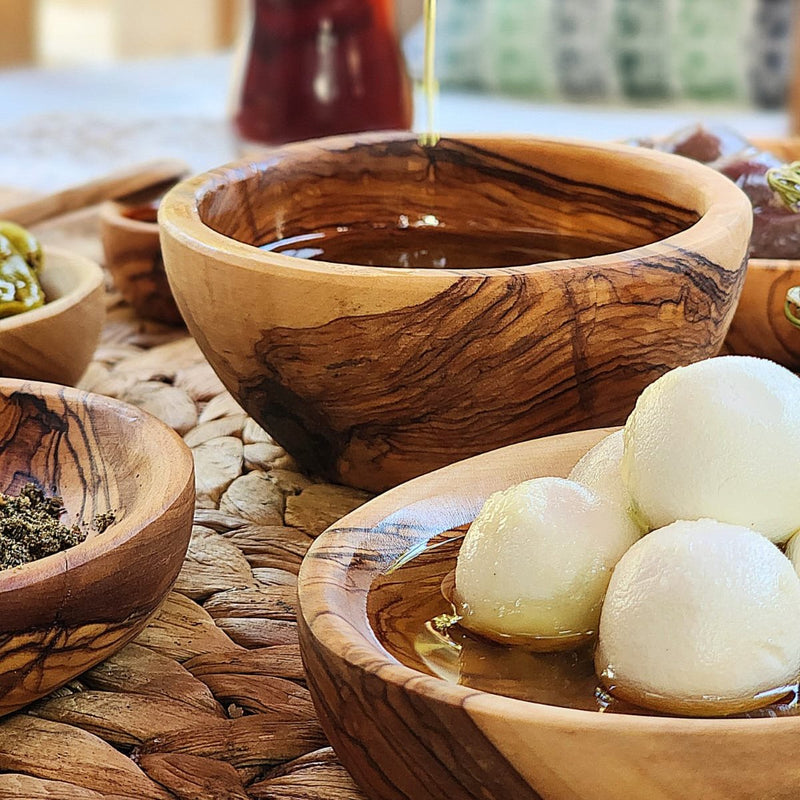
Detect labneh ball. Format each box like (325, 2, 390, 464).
(568, 429, 634, 515)
(622, 356, 800, 542)
(596, 519, 800, 715)
(454, 477, 640, 648)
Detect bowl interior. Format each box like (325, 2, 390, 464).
(0, 381, 189, 596)
(0, 248, 102, 332)
(197, 137, 702, 267)
(0, 380, 194, 715)
(368, 529, 606, 710)
(360, 428, 616, 713)
(300, 426, 611, 702)
(302, 424, 800, 724)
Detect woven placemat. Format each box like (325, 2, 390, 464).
(0, 212, 372, 799)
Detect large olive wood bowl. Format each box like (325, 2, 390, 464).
(0, 379, 194, 716)
(0, 247, 104, 386)
(160, 133, 752, 493)
(298, 427, 800, 800)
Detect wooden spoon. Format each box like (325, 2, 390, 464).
(0, 159, 189, 227)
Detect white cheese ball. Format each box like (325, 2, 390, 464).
(623, 356, 800, 543)
(568, 430, 633, 515)
(454, 477, 640, 646)
(596, 519, 800, 715)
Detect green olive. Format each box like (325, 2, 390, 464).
(0, 252, 45, 318)
(786, 286, 800, 330)
(0, 221, 43, 272)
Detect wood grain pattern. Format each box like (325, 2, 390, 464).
(723, 138, 800, 370)
(161, 134, 752, 492)
(297, 428, 800, 800)
(100, 200, 182, 325)
(723, 257, 800, 368)
(0, 212, 374, 797)
(0, 247, 104, 386)
(0, 379, 194, 716)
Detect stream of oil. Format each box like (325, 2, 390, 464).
(420, 0, 439, 147)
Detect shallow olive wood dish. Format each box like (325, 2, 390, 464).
(0, 379, 194, 716)
(298, 428, 800, 800)
(0, 247, 104, 386)
(160, 133, 752, 493)
(100, 200, 182, 325)
(723, 138, 800, 369)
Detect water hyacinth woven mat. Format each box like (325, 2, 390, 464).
(0, 193, 370, 799)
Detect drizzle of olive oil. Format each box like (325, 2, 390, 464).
(420, 0, 439, 147)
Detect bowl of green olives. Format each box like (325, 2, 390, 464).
(0, 221, 104, 386)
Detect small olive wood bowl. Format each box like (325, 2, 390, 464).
(100, 200, 182, 325)
(298, 427, 800, 800)
(723, 138, 800, 369)
(160, 133, 752, 493)
(0, 379, 194, 716)
(0, 247, 104, 386)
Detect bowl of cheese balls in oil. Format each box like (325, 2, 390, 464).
(0, 221, 104, 385)
(0, 379, 194, 716)
(160, 132, 753, 494)
(298, 354, 800, 800)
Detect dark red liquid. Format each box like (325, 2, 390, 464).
(121, 202, 159, 224)
(234, 0, 413, 145)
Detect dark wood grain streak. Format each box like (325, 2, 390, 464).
(0, 380, 195, 716)
(725, 258, 800, 369)
(161, 134, 753, 491)
(237, 247, 745, 489)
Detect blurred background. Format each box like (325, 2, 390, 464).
(1, 0, 793, 106)
(0, 0, 796, 191)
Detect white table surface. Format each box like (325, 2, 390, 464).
(0, 52, 791, 193)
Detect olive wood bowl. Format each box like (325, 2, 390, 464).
(0, 379, 194, 716)
(298, 427, 800, 800)
(100, 200, 182, 325)
(160, 133, 752, 493)
(0, 247, 104, 386)
(723, 138, 800, 369)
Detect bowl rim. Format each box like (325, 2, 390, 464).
(100, 199, 160, 235)
(0, 246, 104, 334)
(0, 378, 195, 593)
(159, 132, 753, 281)
(297, 426, 800, 734)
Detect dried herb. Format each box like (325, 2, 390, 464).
(432, 612, 461, 632)
(0, 484, 114, 569)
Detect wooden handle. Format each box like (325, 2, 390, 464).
(0, 159, 190, 227)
